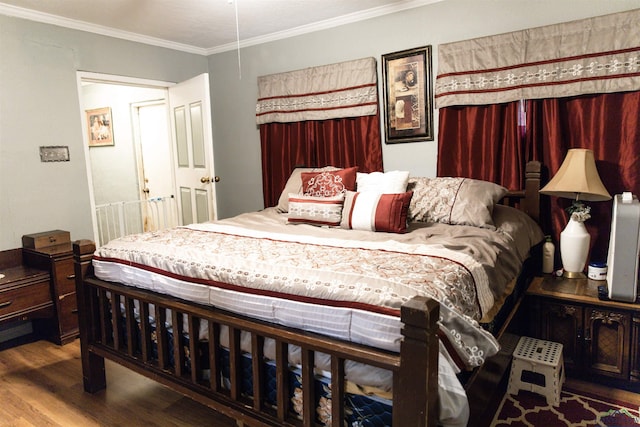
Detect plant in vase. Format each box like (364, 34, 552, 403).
(567, 201, 591, 222)
(561, 201, 592, 277)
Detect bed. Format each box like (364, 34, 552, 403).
(73, 161, 543, 427)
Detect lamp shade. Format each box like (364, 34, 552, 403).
(540, 149, 611, 201)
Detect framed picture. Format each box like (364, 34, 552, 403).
(382, 46, 433, 143)
(86, 107, 114, 147)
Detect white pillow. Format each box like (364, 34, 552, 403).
(356, 170, 410, 194)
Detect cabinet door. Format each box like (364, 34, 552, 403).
(584, 307, 630, 380)
(540, 301, 583, 372)
(632, 315, 640, 382)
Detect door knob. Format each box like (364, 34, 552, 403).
(200, 176, 211, 183)
(214, 176, 220, 182)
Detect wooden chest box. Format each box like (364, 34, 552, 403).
(22, 230, 71, 250)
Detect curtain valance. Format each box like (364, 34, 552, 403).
(435, 9, 640, 108)
(256, 57, 378, 124)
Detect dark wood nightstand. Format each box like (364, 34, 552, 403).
(22, 243, 79, 345)
(526, 275, 640, 387)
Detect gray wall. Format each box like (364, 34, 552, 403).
(1, 0, 639, 249)
(82, 84, 167, 206)
(0, 15, 207, 250)
(209, 0, 640, 219)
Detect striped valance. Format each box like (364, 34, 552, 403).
(435, 9, 640, 108)
(256, 57, 378, 124)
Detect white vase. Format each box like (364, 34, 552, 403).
(560, 218, 590, 277)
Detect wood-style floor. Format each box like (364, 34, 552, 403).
(0, 338, 236, 426)
(1, 338, 638, 426)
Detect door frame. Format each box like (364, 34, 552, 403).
(75, 71, 175, 245)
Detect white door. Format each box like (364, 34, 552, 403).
(136, 102, 174, 200)
(133, 102, 178, 232)
(169, 73, 218, 225)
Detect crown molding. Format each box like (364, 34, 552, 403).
(0, 0, 443, 57)
(207, 0, 444, 55)
(0, 3, 209, 55)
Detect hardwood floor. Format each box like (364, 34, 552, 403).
(0, 338, 236, 426)
(1, 338, 637, 426)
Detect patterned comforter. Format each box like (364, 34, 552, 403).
(93, 206, 543, 371)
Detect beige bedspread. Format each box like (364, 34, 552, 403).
(93, 205, 543, 370)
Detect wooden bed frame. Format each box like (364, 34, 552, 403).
(73, 161, 542, 427)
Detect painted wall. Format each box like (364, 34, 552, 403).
(1, 0, 639, 250)
(208, 0, 640, 219)
(0, 15, 207, 250)
(82, 84, 167, 206)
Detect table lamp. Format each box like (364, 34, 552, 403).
(540, 149, 611, 278)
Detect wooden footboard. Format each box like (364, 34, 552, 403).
(73, 240, 439, 427)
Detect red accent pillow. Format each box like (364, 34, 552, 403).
(341, 191, 413, 233)
(301, 167, 358, 197)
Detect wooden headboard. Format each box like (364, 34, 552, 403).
(501, 160, 542, 224)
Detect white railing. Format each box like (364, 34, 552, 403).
(95, 196, 178, 246)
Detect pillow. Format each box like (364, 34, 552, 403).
(356, 170, 410, 194)
(287, 193, 345, 227)
(341, 191, 413, 233)
(301, 167, 358, 197)
(407, 177, 508, 229)
(276, 166, 339, 213)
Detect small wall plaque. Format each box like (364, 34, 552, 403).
(40, 146, 70, 162)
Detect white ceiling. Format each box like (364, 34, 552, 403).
(0, 0, 441, 55)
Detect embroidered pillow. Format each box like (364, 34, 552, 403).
(301, 167, 358, 197)
(287, 193, 345, 227)
(276, 166, 340, 213)
(341, 191, 413, 233)
(407, 177, 507, 229)
(356, 170, 410, 194)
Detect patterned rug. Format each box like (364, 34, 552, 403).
(491, 388, 640, 426)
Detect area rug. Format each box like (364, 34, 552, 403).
(491, 388, 640, 426)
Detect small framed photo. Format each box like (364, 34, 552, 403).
(86, 107, 114, 147)
(382, 46, 434, 143)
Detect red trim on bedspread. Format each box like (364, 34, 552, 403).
(92, 255, 402, 318)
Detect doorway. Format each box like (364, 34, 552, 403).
(76, 72, 217, 246)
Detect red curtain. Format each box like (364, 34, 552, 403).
(526, 92, 640, 262)
(260, 113, 383, 208)
(438, 91, 640, 264)
(438, 101, 528, 190)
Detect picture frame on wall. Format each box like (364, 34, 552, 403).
(382, 46, 434, 143)
(86, 107, 114, 147)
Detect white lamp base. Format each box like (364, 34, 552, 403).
(560, 218, 590, 278)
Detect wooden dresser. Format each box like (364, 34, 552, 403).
(0, 230, 80, 346)
(21, 230, 79, 345)
(0, 249, 54, 328)
(22, 242, 79, 345)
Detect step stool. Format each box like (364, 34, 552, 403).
(507, 336, 565, 406)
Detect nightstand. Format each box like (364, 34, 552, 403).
(526, 275, 640, 387)
(22, 241, 79, 345)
